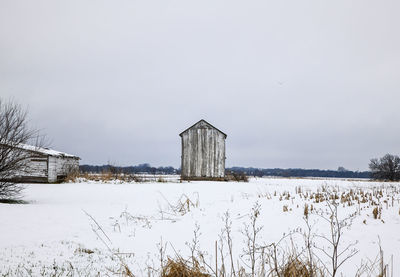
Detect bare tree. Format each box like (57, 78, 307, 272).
(314, 197, 358, 277)
(0, 98, 43, 199)
(369, 154, 400, 181)
(241, 202, 263, 277)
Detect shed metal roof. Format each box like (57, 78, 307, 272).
(1, 143, 80, 159)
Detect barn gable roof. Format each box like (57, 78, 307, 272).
(179, 119, 227, 138)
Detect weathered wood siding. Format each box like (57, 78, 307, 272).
(48, 156, 57, 182)
(18, 154, 49, 182)
(12, 153, 48, 182)
(181, 120, 226, 179)
(48, 156, 79, 182)
(3, 144, 79, 183)
(8, 146, 79, 183)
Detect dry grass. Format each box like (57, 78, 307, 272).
(304, 203, 309, 218)
(64, 172, 178, 183)
(158, 192, 200, 217)
(224, 172, 249, 182)
(281, 257, 313, 277)
(64, 169, 81, 182)
(162, 258, 210, 277)
(75, 247, 95, 255)
(372, 206, 383, 220)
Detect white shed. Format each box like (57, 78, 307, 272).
(12, 144, 80, 183)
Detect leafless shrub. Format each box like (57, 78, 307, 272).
(158, 192, 200, 217)
(262, 232, 311, 277)
(84, 210, 135, 277)
(314, 194, 359, 277)
(355, 238, 392, 277)
(119, 208, 152, 229)
(0, 98, 46, 199)
(221, 211, 237, 277)
(240, 202, 262, 277)
(301, 213, 319, 277)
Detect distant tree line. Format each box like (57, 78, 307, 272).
(226, 167, 370, 178)
(80, 163, 179, 175)
(81, 153, 400, 181)
(80, 164, 371, 178)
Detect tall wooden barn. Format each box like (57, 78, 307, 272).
(179, 120, 227, 180)
(7, 144, 80, 183)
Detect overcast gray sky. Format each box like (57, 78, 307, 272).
(1, 0, 399, 170)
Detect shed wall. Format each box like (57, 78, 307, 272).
(26, 158, 48, 178)
(181, 127, 225, 178)
(3, 145, 79, 183)
(48, 156, 57, 182)
(48, 156, 79, 182)
(10, 153, 48, 182)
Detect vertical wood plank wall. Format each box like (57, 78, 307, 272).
(181, 122, 226, 178)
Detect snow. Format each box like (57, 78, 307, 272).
(0, 177, 399, 276)
(15, 143, 79, 158)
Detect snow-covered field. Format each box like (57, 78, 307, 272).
(1, 177, 399, 276)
